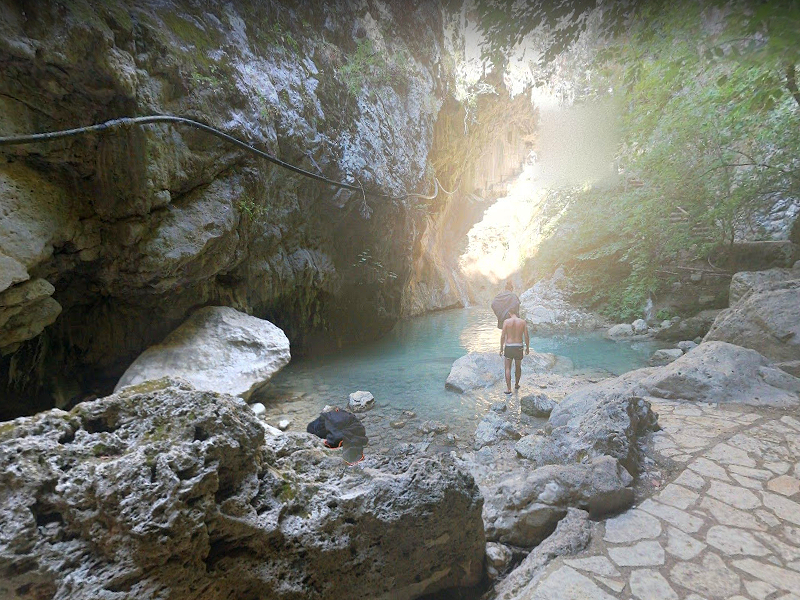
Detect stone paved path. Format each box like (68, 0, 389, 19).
(527, 398, 800, 600)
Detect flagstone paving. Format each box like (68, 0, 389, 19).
(526, 399, 800, 600)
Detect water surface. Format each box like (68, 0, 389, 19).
(256, 308, 664, 448)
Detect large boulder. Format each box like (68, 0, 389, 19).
(649, 348, 684, 366)
(492, 508, 592, 600)
(705, 279, 800, 364)
(445, 351, 569, 393)
(515, 393, 658, 475)
(0, 378, 485, 600)
(482, 456, 632, 547)
(728, 261, 800, 305)
(626, 341, 800, 407)
(115, 306, 290, 400)
(655, 309, 721, 341)
(520, 393, 555, 417)
(519, 268, 602, 334)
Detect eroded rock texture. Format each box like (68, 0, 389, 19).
(0, 0, 451, 416)
(0, 378, 485, 600)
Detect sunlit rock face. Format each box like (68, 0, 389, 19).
(0, 378, 485, 600)
(0, 0, 450, 415)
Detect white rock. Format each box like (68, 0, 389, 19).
(250, 402, 266, 416)
(603, 509, 662, 544)
(115, 306, 290, 400)
(348, 390, 375, 412)
(277, 419, 291, 431)
(607, 323, 634, 338)
(629, 569, 678, 600)
(608, 540, 665, 566)
(632, 319, 649, 334)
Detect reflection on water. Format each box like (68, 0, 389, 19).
(256, 308, 665, 448)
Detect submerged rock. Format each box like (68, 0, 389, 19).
(482, 456, 632, 547)
(115, 306, 290, 400)
(0, 378, 485, 600)
(516, 393, 658, 475)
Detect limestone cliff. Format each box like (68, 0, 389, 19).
(0, 0, 456, 416)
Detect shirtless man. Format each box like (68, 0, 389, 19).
(500, 310, 530, 394)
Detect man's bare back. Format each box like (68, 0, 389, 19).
(500, 311, 530, 394)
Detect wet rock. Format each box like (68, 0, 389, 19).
(348, 390, 375, 413)
(486, 542, 514, 580)
(115, 306, 290, 400)
(516, 393, 658, 475)
(649, 348, 684, 366)
(474, 412, 521, 450)
(390, 420, 407, 429)
(492, 508, 592, 599)
(607, 323, 635, 338)
(483, 457, 630, 547)
(0, 378, 485, 599)
(705, 279, 800, 364)
(655, 309, 721, 341)
(632, 319, 649, 334)
(520, 392, 555, 417)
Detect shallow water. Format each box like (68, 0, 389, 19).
(256, 308, 665, 449)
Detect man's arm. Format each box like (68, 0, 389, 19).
(500, 325, 506, 355)
(524, 322, 530, 354)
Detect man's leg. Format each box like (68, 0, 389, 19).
(515, 358, 522, 389)
(504, 357, 513, 393)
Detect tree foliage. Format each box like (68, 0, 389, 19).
(507, 0, 800, 320)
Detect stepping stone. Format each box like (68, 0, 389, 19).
(666, 526, 706, 560)
(564, 556, 620, 577)
(595, 576, 625, 593)
(688, 457, 731, 481)
(761, 492, 800, 526)
(765, 461, 791, 474)
(706, 443, 756, 468)
(733, 558, 800, 592)
(744, 579, 777, 600)
(656, 483, 699, 509)
(729, 465, 773, 480)
(608, 540, 665, 567)
(707, 480, 761, 509)
(629, 569, 678, 600)
(700, 497, 765, 530)
(639, 499, 705, 533)
(706, 525, 770, 556)
(673, 469, 706, 490)
(529, 566, 617, 600)
(767, 475, 800, 497)
(730, 473, 763, 490)
(671, 553, 741, 597)
(603, 509, 662, 544)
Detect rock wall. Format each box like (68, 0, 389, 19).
(0, 0, 455, 416)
